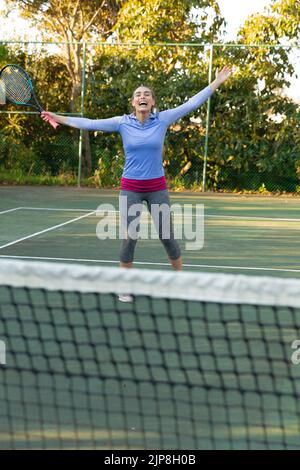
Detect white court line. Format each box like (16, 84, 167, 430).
(0, 207, 22, 215)
(19, 207, 94, 213)
(206, 214, 300, 222)
(0, 211, 96, 250)
(1, 254, 300, 274)
(17, 206, 300, 222)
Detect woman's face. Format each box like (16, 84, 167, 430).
(132, 86, 155, 114)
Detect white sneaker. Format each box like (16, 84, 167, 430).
(118, 294, 133, 303)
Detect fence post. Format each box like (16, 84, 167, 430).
(202, 44, 214, 192)
(77, 41, 87, 188)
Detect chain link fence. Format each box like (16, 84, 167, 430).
(207, 44, 300, 193)
(0, 41, 81, 185)
(0, 41, 299, 192)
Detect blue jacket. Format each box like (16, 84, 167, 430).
(66, 86, 213, 180)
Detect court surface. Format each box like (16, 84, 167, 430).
(1, 186, 300, 278)
(1, 186, 300, 449)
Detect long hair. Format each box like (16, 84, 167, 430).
(130, 85, 158, 113)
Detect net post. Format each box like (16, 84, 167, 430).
(77, 41, 87, 188)
(202, 44, 213, 193)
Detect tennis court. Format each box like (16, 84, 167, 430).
(1, 186, 300, 277)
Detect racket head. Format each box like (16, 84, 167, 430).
(0, 64, 41, 110)
(0, 78, 6, 104)
(0, 64, 58, 129)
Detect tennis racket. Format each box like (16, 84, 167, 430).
(0, 64, 58, 129)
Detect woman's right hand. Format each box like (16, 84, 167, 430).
(41, 111, 58, 122)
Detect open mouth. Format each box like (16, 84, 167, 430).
(139, 102, 148, 106)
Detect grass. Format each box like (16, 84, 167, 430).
(1, 169, 300, 195)
(0, 169, 79, 186)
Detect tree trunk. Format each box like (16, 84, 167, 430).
(82, 130, 92, 177)
(70, 78, 92, 179)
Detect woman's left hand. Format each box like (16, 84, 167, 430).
(215, 65, 234, 85)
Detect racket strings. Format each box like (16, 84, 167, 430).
(0, 79, 5, 104)
(1, 67, 32, 104)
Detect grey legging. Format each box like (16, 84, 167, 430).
(119, 190, 181, 263)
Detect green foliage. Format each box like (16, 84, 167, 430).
(93, 149, 124, 188)
(86, 42, 210, 186)
(1, 0, 300, 192)
(238, 0, 300, 44)
(0, 168, 77, 186)
(200, 1, 300, 192)
(0, 44, 9, 63)
(271, 0, 300, 41)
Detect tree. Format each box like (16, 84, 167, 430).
(271, 0, 300, 42)
(6, 0, 123, 108)
(236, 0, 300, 44)
(202, 0, 300, 191)
(4, 0, 126, 176)
(4, 0, 225, 178)
(2, 0, 225, 180)
(2, 0, 299, 192)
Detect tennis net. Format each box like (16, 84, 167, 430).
(0, 258, 300, 450)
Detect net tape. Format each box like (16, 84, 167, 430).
(1, 258, 300, 307)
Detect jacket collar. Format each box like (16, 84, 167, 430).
(130, 112, 156, 122)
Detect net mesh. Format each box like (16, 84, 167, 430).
(0, 259, 300, 450)
(0, 66, 32, 104)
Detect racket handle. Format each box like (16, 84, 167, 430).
(40, 111, 59, 129)
(47, 115, 59, 129)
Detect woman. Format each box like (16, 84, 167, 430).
(42, 66, 233, 300)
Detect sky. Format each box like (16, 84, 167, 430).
(218, 0, 273, 40)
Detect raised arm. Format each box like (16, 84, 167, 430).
(159, 65, 233, 126)
(41, 112, 122, 133)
